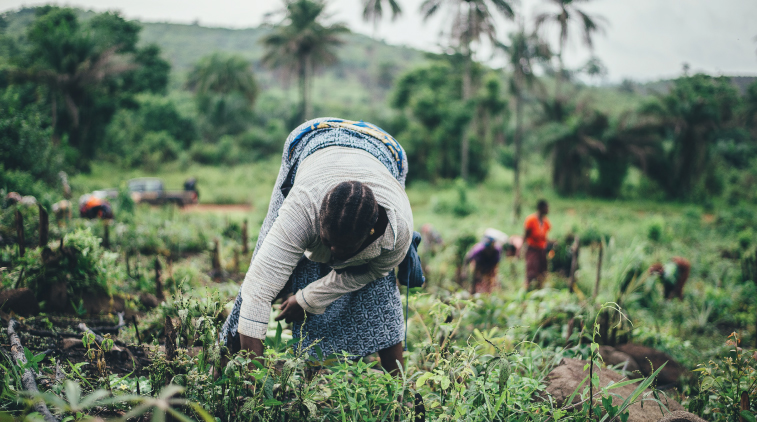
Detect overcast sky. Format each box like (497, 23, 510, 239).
(1, 0, 756, 82)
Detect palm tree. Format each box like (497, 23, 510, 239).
(497, 27, 550, 219)
(261, 0, 349, 122)
(362, 0, 402, 101)
(593, 112, 662, 197)
(421, 0, 515, 180)
(186, 53, 257, 102)
(17, 9, 137, 151)
(186, 53, 258, 139)
(538, 100, 607, 195)
(363, 0, 402, 33)
(534, 0, 606, 97)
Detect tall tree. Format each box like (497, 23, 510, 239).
(641, 74, 740, 198)
(534, 0, 606, 98)
(362, 0, 402, 33)
(421, 0, 515, 180)
(186, 53, 258, 140)
(497, 27, 550, 219)
(10, 7, 169, 165)
(362, 0, 402, 102)
(391, 58, 498, 182)
(537, 100, 607, 195)
(261, 0, 349, 123)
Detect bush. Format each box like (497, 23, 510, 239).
(497, 144, 515, 169)
(687, 333, 757, 421)
(189, 136, 239, 166)
(738, 228, 753, 250)
(103, 94, 197, 167)
(237, 121, 287, 161)
(126, 131, 182, 170)
(647, 219, 664, 242)
(20, 227, 117, 300)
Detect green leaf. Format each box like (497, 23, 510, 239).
(440, 376, 451, 390)
(190, 402, 216, 422)
(314, 345, 324, 362)
(563, 375, 588, 409)
(614, 362, 667, 415)
(741, 411, 756, 422)
(274, 322, 283, 347)
(416, 372, 433, 389)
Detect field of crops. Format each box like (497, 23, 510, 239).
(2, 161, 756, 422)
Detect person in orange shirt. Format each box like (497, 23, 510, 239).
(79, 195, 114, 219)
(523, 199, 551, 289)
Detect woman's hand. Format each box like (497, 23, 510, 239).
(275, 296, 305, 323)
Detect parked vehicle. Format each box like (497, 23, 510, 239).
(89, 177, 199, 207)
(127, 178, 199, 206)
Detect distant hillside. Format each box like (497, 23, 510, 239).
(1, 7, 430, 109)
(138, 21, 426, 76)
(636, 76, 757, 96)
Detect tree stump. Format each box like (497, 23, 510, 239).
(16, 209, 25, 258)
(38, 204, 49, 248)
(155, 257, 164, 300)
(242, 219, 249, 254)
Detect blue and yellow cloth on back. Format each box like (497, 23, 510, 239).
(288, 119, 405, 174)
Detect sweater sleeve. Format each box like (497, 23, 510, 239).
(294, 245, 406, 314)
(238, 192, 315, 340)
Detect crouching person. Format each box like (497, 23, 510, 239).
(220, 118, 421, 376)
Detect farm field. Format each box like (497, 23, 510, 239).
(2, 0, 757, 420)
(3, 161, 756, 421)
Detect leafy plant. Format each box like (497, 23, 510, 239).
(689, 333, 757, 421)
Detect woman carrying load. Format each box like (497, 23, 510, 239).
(220, 117, 422, 375)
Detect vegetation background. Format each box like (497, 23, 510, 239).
(1, 0, 757, 421)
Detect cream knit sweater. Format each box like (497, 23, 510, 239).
(238, 147, 413, 340)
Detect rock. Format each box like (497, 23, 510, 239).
(599, 345, 642, 375)
(657, 411, 707, 422)
(616, 344, 687, 387)
(546, 358, 684, 422)
(0, 288, 40, 316)
(139, 293, 160, 309)
(61, 338, 83, 350)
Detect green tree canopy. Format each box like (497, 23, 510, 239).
(7, 7, 170, 168)
(642, 74, 741, 199)
(186, 53, 258, 140)
(391, 58, 493, 182)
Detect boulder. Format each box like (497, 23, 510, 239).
(0, 288, 40, 316)
(616, 344, 687, 387)
(599, 345, 642, 375)
(546, 358, 684, 422)
(657, 411, 707, 422)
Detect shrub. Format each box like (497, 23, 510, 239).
(647, 219, 664, 242)
(738, 228, 753, 250)
(688, 333, 757, 421)
(20, 227, 118, 300)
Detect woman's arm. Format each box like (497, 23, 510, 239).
(294, 231, 410, 314)
(237, 195, 314, 343)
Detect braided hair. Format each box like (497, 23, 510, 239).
(319, 181, 379, 242)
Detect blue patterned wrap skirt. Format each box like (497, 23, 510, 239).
(220, 117, 408, 358)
